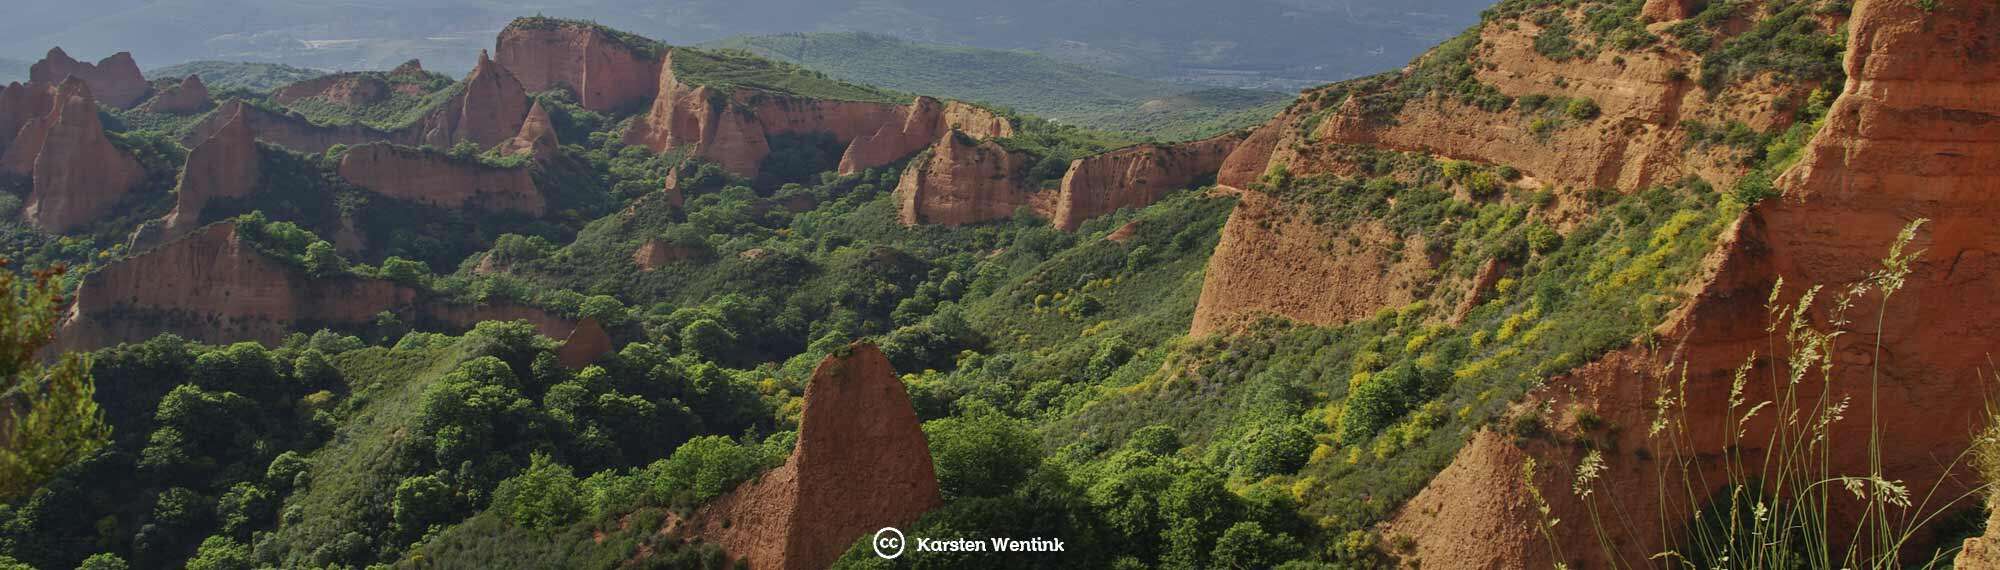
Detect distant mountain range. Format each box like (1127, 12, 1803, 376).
(0, 0, 1489, 90)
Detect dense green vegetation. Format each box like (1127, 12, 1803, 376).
(709, 32, 1289, 140)
(148, 61, 325, 92)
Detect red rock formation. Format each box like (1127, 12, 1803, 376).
(390, 60, 427, 79)
(1642, 0, 1707, 21)
(1216, 4, 1806, 196)
(1963, 507, 2000, 569)
(1050, 133, 1242, 231)
(59, 222, 409, 350)
(183, 100, 408, 155)
(164, 108, 260, 235)
(420, 50, 533, 149)
(9, 78, 146, 233)
(693, 343, 941, 570)
(140, 75, 211, 114)
(498, 100, 560, 161)
(192, 55, 532, 155)
(59, 221, 574, 351)
(0, 82, 55, 158)
(625, 48, 907, 177)
(497, 19, 661, 112)
(272, 73, 392, 107)
(556, 318, 612, 369)
(893, 130, 1046, 226)
(337, 143, 544, 215)
(633, 238, 697, 271)
(28, 48, 149, 109)
(1188, 192, 1433, 337)
(836, 97, 1014, 175)
(1386, 0, 2000, 566)
(1449, 258, 1511, 324)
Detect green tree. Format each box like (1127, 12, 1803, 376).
(76, 553, 131, 570)
(491, 453, 584, 529)
(924, 413, 1041, 499)
(184, 536, 253, 570)
(678, 318, 737, 362)
(393, 474, 458, 534)
(1, 262, 110, 499)
(650, 436, 771, 503)
(380, 256, 431, 286)
(303, 240, 345, 276)
(1210, 521, 1303, 569)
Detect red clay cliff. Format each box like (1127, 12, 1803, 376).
(692, 343, 942, 570)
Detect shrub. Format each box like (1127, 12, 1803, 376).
(925, 413, 1042, 499)
(491, 453, 585, 530)
(649, 436, 772, 504)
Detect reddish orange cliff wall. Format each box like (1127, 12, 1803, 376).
(496, 20, 661, 112)
(693, 343, 942, 570)
(1384, 1, 2000, 566)
(28, 48, 149, 109)
(163, 108, 260, 236)
(6, 78, 145, 233)
(1050, 133, 1242, 231)
(336, 143, 544, 215)
(893, 130, 1045, 226)
(60, 222, 573, 351)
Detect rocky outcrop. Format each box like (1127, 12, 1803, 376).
(836, 97, 1014, 175)
(59, 221, 573, 351)
(1189, 192, 1434, 337)
(497, 19, 662, 112)
(139, 75, 211, 114)
(6, 78, 145, 233)
(1642, 0, 1707, 21)
(272, 73, 392, 107)
(893, 130, 1046, 226)
(693, 343, 941, 570)
(1962, 504, 2000, 569)
(498, 100, 560, 161)
(189, 54, 533, 155)
(0, 82, 55, 158)
(625, 50, 902, 177)
(420, 51, 533, 149)
(1215, 4, 1807, 196)
(336, 143, 543, 215)
(183, 100, 406, 155)
(163, 109, 260, 236)
(1049, 133, 1242, 231)
(556, 318, 612, 369)
(1386, 0, 2000, 566)
(28, 48, 149, 109)
(632, 238, 697, 271)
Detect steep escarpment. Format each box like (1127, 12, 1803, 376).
(417, 50, 533, 149)
(1188, 189, 1434, 337)
(893, 130, 1043, 226)
(28, 48, 149, 109)
(691, 343, 941, 570)
(624, 48, 910, 177)
(59, 221, 573, 351)
(4, 78, 145, 233)
(162, 108, 259, 236)
(183, 100, 407, 155)
(186, 52, 534, 154)
(0, 82, 55, 157)
(497, 18, 662, 112)
(497, 100, 559, 161)
(138, 75, 211, 114)
(336, 143, 544, 215)
(1194, 0, 1831, 334)
(1049, 132, 1241, 230)
(836, 97, 1014, 175)
(1384, 0, 2000, 566)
